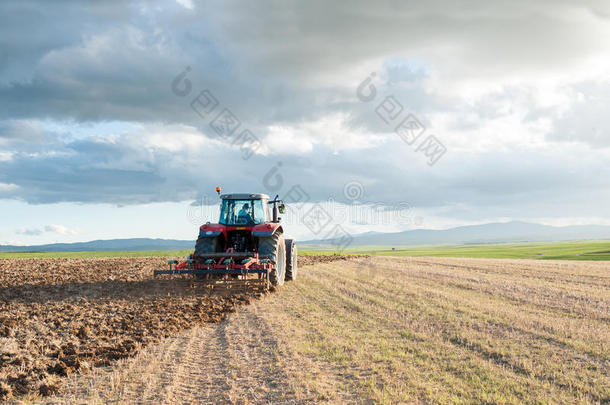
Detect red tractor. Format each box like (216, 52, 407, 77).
(154, 190, 297, 288)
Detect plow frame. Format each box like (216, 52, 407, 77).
(153, 252, 273, 289)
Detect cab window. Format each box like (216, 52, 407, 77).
(219, 199, 266, 225)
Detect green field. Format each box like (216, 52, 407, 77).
(301, 240, 610, 261)
(1, 240, 609, 260)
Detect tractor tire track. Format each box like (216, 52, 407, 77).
(135, 328, 191, 403)
(221, 304, 297, 404)
(158, 324, 232, 404)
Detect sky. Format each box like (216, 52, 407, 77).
(1, 0, 610, 245)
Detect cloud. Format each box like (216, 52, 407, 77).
(2, 1, 609, 126)
(15, 228, 42, 236)
(1, 117, 608, 225)
(44, 225, 78, 235)
(0, 182, 19, 194)
(545, 80, 610, 148)
(16, 224, 78, 236)
(0, 0, 609, 225)
(175, 0, 193, 9)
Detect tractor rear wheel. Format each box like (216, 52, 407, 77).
(258, 232, 286, 286)
(285, 239, 298, 281)
(194, 236, 219, 280)
(194, 236, 218, 257)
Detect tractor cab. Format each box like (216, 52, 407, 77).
(219, 194, 270, 226)
(219, 193, 285, 225)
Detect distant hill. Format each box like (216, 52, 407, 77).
(0, 238, 194, 253)
(302, 221, 610, 246)
(2, 222, 610, 253)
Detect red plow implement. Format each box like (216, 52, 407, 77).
(154, 252, 273, 290)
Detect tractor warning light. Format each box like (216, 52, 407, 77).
(216, 186, 221, 195)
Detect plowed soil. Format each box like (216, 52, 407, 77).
(0, 254, 351, 400)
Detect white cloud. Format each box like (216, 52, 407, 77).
(15, 228, 42, 236)
(16, 224, 79, 237)
(0, 182, 18, 192)
(175, 0, 193, 10)
(44, 224, 79, 235)
(258, 114, 387, 156)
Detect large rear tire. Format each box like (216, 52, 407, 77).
(193, 236, 219, 279)
(258, 232, 286, 286)
(285, 239, 297, 281)
(194, 236, 218, 257)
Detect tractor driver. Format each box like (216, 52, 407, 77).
(237, 203, 253, 224)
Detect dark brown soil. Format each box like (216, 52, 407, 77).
(0, 254, 351, 400)
(298, 254, 357, 267)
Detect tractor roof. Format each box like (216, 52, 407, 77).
(220, 193, 270, 200)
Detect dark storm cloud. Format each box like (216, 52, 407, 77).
(2, 0, 608, 125)
(0, 140, 165, 204)
(0, 1, 129, 83)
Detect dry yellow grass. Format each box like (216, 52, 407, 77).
(25, 256, 610, 404)
(275, 256, 610, 404)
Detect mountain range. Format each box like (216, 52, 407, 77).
(0, 238, 194, 253)
(302, 221, 610, 246)
(1, 222, 609, 252)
